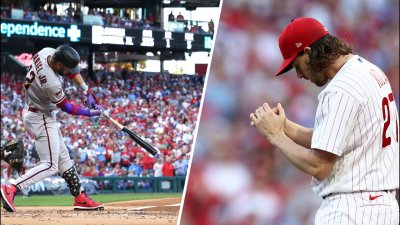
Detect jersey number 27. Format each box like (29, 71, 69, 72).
(381, 93, 399, 148)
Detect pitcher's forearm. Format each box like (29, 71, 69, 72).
(284, 119, 313, 148)
(270, 133, 336, 181)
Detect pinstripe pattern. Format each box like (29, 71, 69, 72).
(316, 191, 399, 225)
(310, 56, 399, 224)
(311, 56, 399, 197)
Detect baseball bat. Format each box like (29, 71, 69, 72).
(103, 113, 158, 156)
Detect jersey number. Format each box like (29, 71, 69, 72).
(381, 93, 398, 148)
(24, 70, 36, 90)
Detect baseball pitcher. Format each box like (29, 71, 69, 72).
(1, 45, 104, 212)
(250, 18, 399, 225)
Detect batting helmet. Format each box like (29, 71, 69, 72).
(52, 45, 81, 74)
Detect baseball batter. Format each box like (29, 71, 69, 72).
(250, 18, 399, 225)
(1, 45, 104, 212)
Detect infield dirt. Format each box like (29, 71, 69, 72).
(0, 197, 181, 225)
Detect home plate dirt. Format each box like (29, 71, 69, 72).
(0, 197, 182, 225)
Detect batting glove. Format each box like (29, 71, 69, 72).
(89, 109, 102, 117)
(84, 89, 101, 110)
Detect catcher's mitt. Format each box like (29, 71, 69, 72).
(1, 140, 24, 173)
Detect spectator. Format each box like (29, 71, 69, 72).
(65, 3, 74, 17)
(146, 13, 155, 25)
(141, 153, 156, 176)
(111, 163, 124, 176)
(86, 144, 96, 162)
(173, 155, 187, 176)
(182, 154, 190, 170)
(78, 145, 87, 163)
(208, 19, 214, 34)
(182, 130, 193, 144)
(104, 162, 113, 175)
(172, 0, 181, 7)
(111, 147, 122, 166)
(120, 146, 132, 169)
(153, 158, 164, 177)
(95, 144, 107, 165)
(162, 157, 175, 176)
(82, 165, 98, 177)
(128, 160, 143, 177)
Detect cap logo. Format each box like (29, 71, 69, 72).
(295, 42, 303, 48)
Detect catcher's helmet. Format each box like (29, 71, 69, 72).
(52, 45, 80, 74)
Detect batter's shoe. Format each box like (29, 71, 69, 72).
(74, 192, 104, 210)
(1, 184, 17, 212)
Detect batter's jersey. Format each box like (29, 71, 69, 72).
(311, 55, 399, 197)
(24, 48, 67, 112)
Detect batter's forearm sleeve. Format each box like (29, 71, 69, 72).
(68, 73, 79, 79)
(57, 99, 91, 116)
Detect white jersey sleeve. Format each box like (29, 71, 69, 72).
(46, 85, 66, 106)
(312, 91, 360, 156)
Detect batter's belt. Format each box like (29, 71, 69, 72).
(27, 107, 54, 115)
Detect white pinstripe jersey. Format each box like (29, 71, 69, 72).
(311, 55, 399, 197)
(24, 48, 67, 111)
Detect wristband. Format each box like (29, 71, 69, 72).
(80, 83, 89, 94)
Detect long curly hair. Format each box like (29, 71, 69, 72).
(307, 35, 353, 72)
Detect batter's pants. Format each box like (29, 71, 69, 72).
(11, 109, 74, 191)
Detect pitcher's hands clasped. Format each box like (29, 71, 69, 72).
(250, 103, 286, 143)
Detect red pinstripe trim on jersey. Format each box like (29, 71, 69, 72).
(55, 95, 67, 107)
(16, 115, 53, 187)
(388, 93, 394, 102)
(68, 73, 79, 79)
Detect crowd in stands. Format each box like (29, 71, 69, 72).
(1, 69, 204, 190)
(0, 4, 160, 30)
(180, 0, 399, 225)
(1, 4, 214, 33)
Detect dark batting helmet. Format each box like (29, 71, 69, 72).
(52, 45, 81, 74)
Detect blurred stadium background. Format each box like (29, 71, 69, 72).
(181, 0, 399, 225)
(1, 0, 219, 197)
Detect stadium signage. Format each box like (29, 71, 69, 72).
(164, 32, 172, 48)
(184, 33, 194, 49)
(0, 21, 81, 42)
(14, 53, 33, 67)
(1, 19, 212, 52)
(90, 25, 211, 51)
(204, 36, 212, 49)
(92, 25, 134, 45)
(141, 30, 155, 47)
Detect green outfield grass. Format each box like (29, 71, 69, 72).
(10, 193, 182, 206)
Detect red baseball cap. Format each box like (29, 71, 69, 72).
(275, 18, 329, 76)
